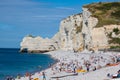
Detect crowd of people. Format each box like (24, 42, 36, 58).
(7, 51, 120, 80)
(50, 52, 118, 75)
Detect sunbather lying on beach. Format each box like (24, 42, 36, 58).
(108, 70, 120, 79)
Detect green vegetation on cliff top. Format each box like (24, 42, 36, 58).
(83, 2, 120, 27)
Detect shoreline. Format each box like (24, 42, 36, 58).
(15, 50, 120, 80)
(14, 51, 59, 80)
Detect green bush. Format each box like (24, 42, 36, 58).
(107, 32, 112, 38)
(110, 46, 120, 49)
(27, 34, 35, 38)
(113, 28, 119, 35)
(76, 22, 82, 33)
(83, 2, 120, 28)
(111, 10, 120, 19)
(109, 38, 120, 44)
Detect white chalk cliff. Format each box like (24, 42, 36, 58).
(20, 36, 59, 52)
(20, 8, 120, 53)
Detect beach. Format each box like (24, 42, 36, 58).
(15, 50, 120, 80)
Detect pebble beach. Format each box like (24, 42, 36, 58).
(15, 50, 120, 80)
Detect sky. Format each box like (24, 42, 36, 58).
(0, 0, 116, 48)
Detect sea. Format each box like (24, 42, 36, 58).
(0, 48, 56, 80)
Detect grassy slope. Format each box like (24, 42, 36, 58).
(84, 2, 120, 48)
(83, 2, 120, 27)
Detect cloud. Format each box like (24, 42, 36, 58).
(32, 15, 66, 18)
(56, 7, 76, 10)
(31, 14, 69, 21)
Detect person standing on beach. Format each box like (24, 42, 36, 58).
(42, 72, 46, 80)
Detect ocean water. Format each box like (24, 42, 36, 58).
(0, 48, 55, 80)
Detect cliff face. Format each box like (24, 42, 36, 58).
(59, 12, 83, 51)
(58, 8, 109, 51)
(20, 36, 59, 53)
(20, 5, 120, 52)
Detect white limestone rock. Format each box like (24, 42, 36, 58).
(20, 8, 120, 53)
(59, 14, 83, 51)
(20, 36, 58, 53)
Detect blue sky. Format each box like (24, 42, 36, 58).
(0, 0, 115, 48)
